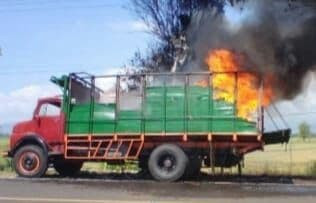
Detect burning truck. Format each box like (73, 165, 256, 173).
(4, 49, 290, 181)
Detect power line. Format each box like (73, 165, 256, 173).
(0, 0, 106, 6)
(0, 67, 110, 76)
(0, 69, 105, 75)
(0, 0, 71, 7)
(0, 3, 120, 13)
(282, 112, 316, 116)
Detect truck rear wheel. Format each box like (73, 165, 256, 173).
(148, 144, 188, 182)
(54, 160, 83, 177)
(13, 145, 48, 178)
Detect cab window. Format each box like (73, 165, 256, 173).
(38, 103, 60, 117)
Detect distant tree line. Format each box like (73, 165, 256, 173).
(296, 122, 315, 141)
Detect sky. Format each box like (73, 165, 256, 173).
(0, 0, 151, 128)
(0, 0, 315, 133)
(0, 0, 150, 92)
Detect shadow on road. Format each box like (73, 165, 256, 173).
(43, 171, 298, 184)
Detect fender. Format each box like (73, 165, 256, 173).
(11, 134, 49, 156)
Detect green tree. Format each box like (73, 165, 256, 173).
(298, 122, 311, 142)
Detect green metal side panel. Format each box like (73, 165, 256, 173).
(93, 103, 115, 133)
(166, 87, 185, 132)
(144, 87, 164, 133)
(67, 86, 257, 135)
(212, 100, 234, 132)
(188, 86, 210, 132)
(117, 110, 142, 133)
(68, 104, 90, 134)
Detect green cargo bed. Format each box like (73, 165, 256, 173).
(66, 86, 257, 135)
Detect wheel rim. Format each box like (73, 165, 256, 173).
(18, 151, 40, 175)
(157, 153, 177, 173)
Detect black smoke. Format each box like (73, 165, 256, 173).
(184, 0, 316, 100)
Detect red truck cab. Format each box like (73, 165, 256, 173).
(10, 97, 64, 153)
(8, 96, 81, 177)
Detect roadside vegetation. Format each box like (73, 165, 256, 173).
(0, 136, 11, 173)
(242, 137, 316, 176)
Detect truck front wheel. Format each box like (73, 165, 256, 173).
(13, 145, 48, 178)
(54, 160, 83, 177)
(148, 144, 188, 182)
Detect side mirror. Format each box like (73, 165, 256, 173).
(71, 98, 76, 105)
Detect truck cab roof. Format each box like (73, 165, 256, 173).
(38, 96, 61, 105)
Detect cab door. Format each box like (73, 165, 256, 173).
(35, 102, 63, 144)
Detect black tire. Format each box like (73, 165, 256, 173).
(13, 145, 48, 178)
(148, 144, 188, 182)
(54, 160, 83, 177)
(185, 156, 202, 178)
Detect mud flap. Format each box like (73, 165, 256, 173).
(263, 129, 291, 145)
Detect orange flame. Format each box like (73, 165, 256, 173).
(205, 49, 274, 120)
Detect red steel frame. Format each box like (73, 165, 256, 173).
(64, 133, 263, 160)
(64, 135, 144, 160)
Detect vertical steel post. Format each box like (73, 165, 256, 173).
(66, 75, 72, 135)
(115, 76, 120, 134)
(258, 77, 264, 135)
(184, 74, 189, 135)
(88, 77, 95, 158)
(163, 78, 167, 134)
(65, 75, 73, 158)
(89, 76, 95, 135)
(141, 75, 146, 134)
(208, 73, 212, 133)
(233, 72, 238, 133)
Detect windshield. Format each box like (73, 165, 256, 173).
(37, 101, 61, 117)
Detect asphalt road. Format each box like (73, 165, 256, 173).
(1, 176, 316, 203)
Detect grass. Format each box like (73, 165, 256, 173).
(241, 137, 316, 176)
(1, 136, 316, 177)
(0, 137, 11, 173)
(83, 161, 139, 174)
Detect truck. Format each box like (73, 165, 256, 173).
(5, 72, 290, 181)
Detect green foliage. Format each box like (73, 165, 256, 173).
(0, 158, 11, 172)
(307, 161, 316, 176)
(298, 122, 311, 141)
(0, 137, 11, 172)
(100, 161, 138, 173)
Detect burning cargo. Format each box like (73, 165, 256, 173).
(64, 49, 276, 136)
